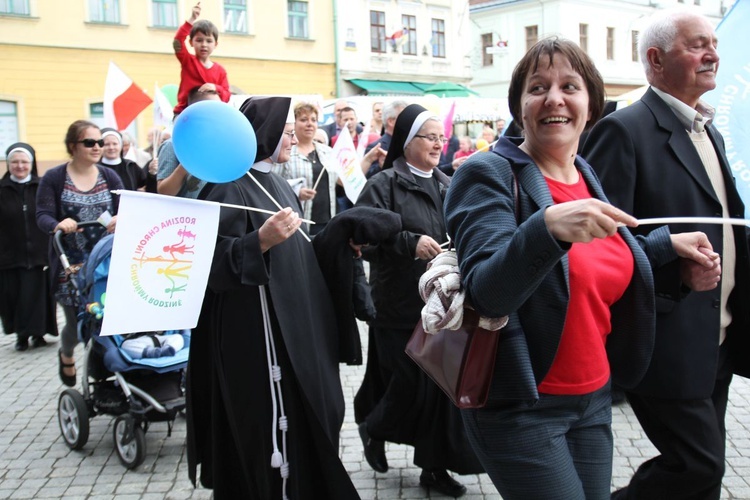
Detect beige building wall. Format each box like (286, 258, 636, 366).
(0, 0, 335, 172)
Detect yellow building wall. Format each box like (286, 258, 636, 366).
(0, 45, 334, 172)
(0, 1, 336, 173)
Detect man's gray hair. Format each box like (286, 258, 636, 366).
(383, 100, 408, 123)
(638, 7, 699, 80)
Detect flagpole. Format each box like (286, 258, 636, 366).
(311, 167, 326, 191)
(247, 173, 313, 242)
(111, 190, 315, 225)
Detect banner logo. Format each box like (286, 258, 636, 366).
(130, 217, 198, 308)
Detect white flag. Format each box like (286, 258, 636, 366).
(100, 191, 220, 336)
(331, 126, 367, 203)
(153, 83, 175, 129)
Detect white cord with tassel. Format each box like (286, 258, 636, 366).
(259, 285, 289, 500)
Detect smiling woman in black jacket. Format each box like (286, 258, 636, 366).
(0, 142, 57, 351)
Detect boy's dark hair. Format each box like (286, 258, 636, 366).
(190, 20, 219, 41)
(187, 86, 219, 106)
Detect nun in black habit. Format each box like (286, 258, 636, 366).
(353, 104, 483, 497)
(186, 96, 359, 500)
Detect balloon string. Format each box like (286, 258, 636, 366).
(247, 173, 312, 243)
(622, 217, 750, 227)
(110, 190, 315, 225)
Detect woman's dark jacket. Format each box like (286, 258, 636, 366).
(444, 140, 677, 404)
(0, 173, 48, 270)
(355, 156, 451, 329)
(36, 164, 123, 294)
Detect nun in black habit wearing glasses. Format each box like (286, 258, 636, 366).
(186, 96, 359, 500)
(353, 104, 482, 497)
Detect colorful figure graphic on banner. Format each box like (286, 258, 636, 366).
(130, 222, 202, 307)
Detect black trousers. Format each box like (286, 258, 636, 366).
(616, 343, 733, 500)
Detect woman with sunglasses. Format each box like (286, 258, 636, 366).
(354, 104, 481, 497)
(36, 119, 123, 387)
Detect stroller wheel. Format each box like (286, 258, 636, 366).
(58, 389, 90, 450)
(113, 415, 146, 469)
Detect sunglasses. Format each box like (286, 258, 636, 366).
(77, 139, 105, 148)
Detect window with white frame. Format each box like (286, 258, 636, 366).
(402, 15, 416, 55)
(525, 25, 538, 51)
(606, 27, 615, 60)
(224, 0, 247, 33)
(431, 18, 445, 58)
(0, 101, 20, 160)
(90, 0, 120, 24)
(0, 0, 29, 15)
(579, 23, 588, 53)
(631, 30, 639, 62)
(153, 0, 178, 28)
(288, 0, 308, 39)
(370, 10, 386, 53)
(481, 33, 493, 66)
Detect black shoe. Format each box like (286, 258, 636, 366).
(30, 337, 47, 348)
(58, 349, 76, 387)
(420, 469, 467, 498)
(15, 338, 29, 351)
(358, 422, 388, 473)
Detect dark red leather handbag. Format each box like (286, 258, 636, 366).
(405, 308, 499, 409)
(407, 169, 516, 409)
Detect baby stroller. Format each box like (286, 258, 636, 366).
(54, 222, 190, 469)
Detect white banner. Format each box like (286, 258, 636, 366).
(331, 126, 367, 203)
(153, 83, 175, 129)
(100, 191, 220, 336)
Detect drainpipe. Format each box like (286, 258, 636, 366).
(332, 0, 341, 97)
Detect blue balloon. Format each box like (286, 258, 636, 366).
(172, 100, 257, 183)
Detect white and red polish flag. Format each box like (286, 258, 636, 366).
(103, 61, 153, 130)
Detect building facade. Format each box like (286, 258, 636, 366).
(0, 0, 336, 169)
(335, 0, 473, 96)
(469, 0, 732, 101)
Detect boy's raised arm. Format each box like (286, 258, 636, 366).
(172, 2, 200, 56)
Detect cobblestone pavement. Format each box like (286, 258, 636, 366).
(1, 309, 749, 499)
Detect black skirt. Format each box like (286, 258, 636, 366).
(0, 267, 57, 337)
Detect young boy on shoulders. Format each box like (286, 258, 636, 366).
(172, 2, 230, 115)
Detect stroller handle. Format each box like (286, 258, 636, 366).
(53, 220, 107, 273)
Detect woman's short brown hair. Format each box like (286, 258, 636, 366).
(294, 102, 318, 122)
(508, 36, 604, 132)
(64, 120, 100, 156)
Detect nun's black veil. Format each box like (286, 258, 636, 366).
(239, 96, 291, 163)
(381, 103, 429, 170)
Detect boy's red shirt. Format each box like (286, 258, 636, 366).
(173, 21, 230, 114)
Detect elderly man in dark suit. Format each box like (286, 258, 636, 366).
(583, 9, 750, 500)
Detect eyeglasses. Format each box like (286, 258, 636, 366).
(77, 139, 105, 148)
(283, 131, 296, 139)
(414, 134, 448, 145)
